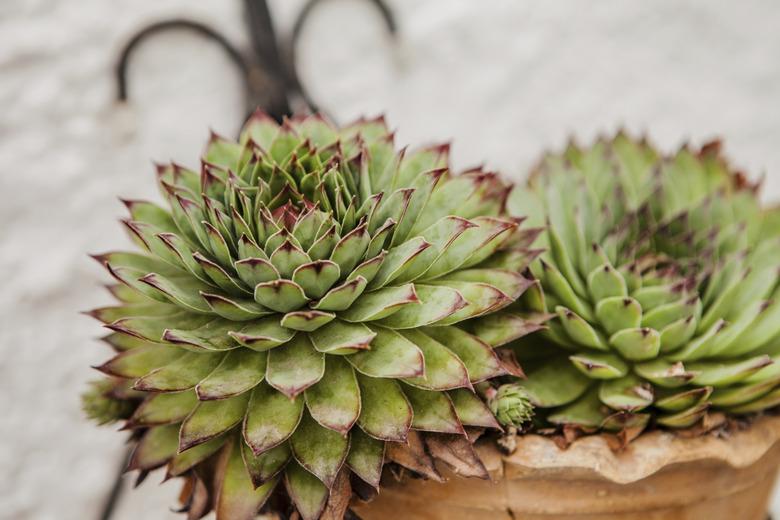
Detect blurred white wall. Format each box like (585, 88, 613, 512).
(1, 0, 779, 518)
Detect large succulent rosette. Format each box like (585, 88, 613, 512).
(84, 113, 542, 519)
(506, 135, 780, 433)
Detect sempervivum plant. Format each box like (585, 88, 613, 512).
(505, 135, 780, 433)
(83, 112, 543, 519)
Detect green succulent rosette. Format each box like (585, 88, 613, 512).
(84, 112, 542, 519)
(486, 384, 535, 428)
(507, 135, 780, 433)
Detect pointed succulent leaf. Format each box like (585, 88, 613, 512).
(290, 412, 349, 488)
(284, 461, 329, 520)
(517, 357, 591, 407)
(139, 273, 213, 313)
(587, 263, 628, 301)
(228, 317, 295, 351)
(732, 300, 780, 355)
(235, 258, 279, 287)
(129, 424, 180, 471)
(596, 296, 642, 335)
(469, 311, 547, 347)
(292, 260, 340, 299)
(667, 319, 728, 361)
(726, 387, 780, 414)
(430, 281, 512, 325)
(87, 302, 177, 324)
(242, 441, 291, 487)
(329, 224, 370, 274)
(378, 285, 466, 329)
(269, 241, 311, 278)
(659, 316, 698, 352)
(244, 382, 304, 455)
(202, 221, 234, 268)
(163, 320, 240, 351)
(547, 389, 607, 428)
(556, 306, 608, 350)
(656, 387, 712, 412)
(237, 234, 268, 260)
(180, 392, 251, 451)
(346, 428, 385, 488)
(402, 385, 464, 434)
(423, 326, 504, 383)
(656, 402, 710, 428)
(642, 297, 699, 331)
(193, 253, 250, 296)
(134, 351, 224, 392)
(423, 217, 516, 279)
(609, 327, 661, 361)
(130, 390, 198, 426)
(368, 237, 431, 289)
(339, 284, 418, 322)
(253, 279, 308, 312)
(569, 352, 629, 379)
(598, 375, 654, 411)
(266, 334, 325, 398)
(355, 372, 413, 441)
(311, 276, 368, 312)
(196, 349, 267, 400)
(309, 320, 376, 355)
(346, 327, 424, 378)
(215, 441, 278, 520)
(547, 223, 587, 298)
(689, 355, 773, 387)
(168, 435, 225, 477)
(541, 261, 594, 321)
(97, 345, 185, 378)
(280, 310, 336, 332)
(633, 284, 680, 310)
(202, 293, 274, 321)
(305, 356, 361, 433)
(108, 312, 213, 342)
(393, 216, 477, 282)
(400, 329, 471, 390)
(448, 388, 501, 428)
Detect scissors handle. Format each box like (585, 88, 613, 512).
(115, 0, 396, 129)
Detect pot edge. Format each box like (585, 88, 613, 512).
(484, 414, 780, 484)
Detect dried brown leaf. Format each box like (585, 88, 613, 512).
(465, 427, 485, 444)
(424, 433, 489, 479)
(495, 348, 526, 378)
(321, 469, 352, 520)
(385, 430, 444, 482)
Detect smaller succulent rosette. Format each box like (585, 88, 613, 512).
(507, 135, 780, 434)
(487, 384, 535, 428)
(84, 112, 543, 520)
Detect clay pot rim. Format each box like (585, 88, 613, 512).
(478, 414, 780, 484)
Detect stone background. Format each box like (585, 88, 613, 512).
(2, 0, 779, 518)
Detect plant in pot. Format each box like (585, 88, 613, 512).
(356, 135, 780, 520)
(82, 112, 546, 519)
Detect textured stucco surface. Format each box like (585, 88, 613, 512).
(2, 1, 779, 518)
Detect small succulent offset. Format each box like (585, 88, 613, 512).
(505, 135, 780, 433)
(83, 112, 544, 519)
(486, 384, 534, 428)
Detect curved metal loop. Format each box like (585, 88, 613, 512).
(116, 19, 252, 108)
(287, 0, 398, 117)
(114, 0, 397, 131)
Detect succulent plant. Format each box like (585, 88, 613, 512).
(507, 135, 780, 432)
(84, 112, 543, 519)
(486, 384, 534, 428)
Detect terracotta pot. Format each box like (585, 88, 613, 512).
(352, 415, 780, 520)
